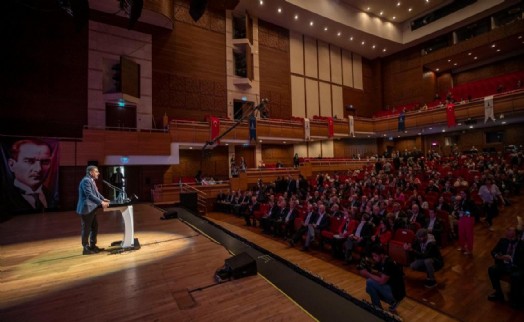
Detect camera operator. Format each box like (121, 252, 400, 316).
(359, 245, 406, 314)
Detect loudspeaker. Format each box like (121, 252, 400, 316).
(225, 252, 257, 279)
(87, 160, 99, 166)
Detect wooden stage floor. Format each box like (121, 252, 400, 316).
(0, 204, 311, 322)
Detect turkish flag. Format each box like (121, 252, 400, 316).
(446, 103, 456, 127)
(327, 117, 334, 137)
(209, 116, 220, 143)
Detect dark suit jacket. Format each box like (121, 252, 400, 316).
(2, 184, 57, 214)
(76, 176, 105, 215)
(411, 239, 444, 270)
(491, 238, 524, 269)
(313, 213, 330, 231)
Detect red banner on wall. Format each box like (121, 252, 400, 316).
(446, 103, 456, 127)
(327, 117, 334, 137)
(209, 116, 220, 143)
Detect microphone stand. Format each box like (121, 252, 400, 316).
(103, 180, 132, 204)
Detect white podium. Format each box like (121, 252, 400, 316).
(105, 203, 140, 252)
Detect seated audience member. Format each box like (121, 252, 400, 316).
(260, 200, 280, 234)
(434, 196, 452, 213)
(488, 227, 524, 308)
(274, 199, 298, 238)
(243, 195, 260, 227)
(478, 177, 504, 231)
(359, 245, 406, 314)
(344, 213, 374, 263)
(404, 228, 444, 288)
(371, 217, 393, 251)
(327, 208, 357, 258)
(406, 204, 427, 231)
(289, 203, 317, 247)
(425, 209, 444, 246)
(302, 204, 329, 251)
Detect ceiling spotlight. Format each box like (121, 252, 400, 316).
(474, 56, 478, 60)
(491, 44, 496, 48)
(366, 7, 371, 11)
(350, 36, 353, 41)
(408, 8, 412, 12)
(383, 48, 387, 52)
(361, 41, 365, 45)
(454, 63, 458, 66)
(324, 27, 328, 31)
(397, 2, 401, 7)
(259, 0, 263, 5)
(447, 59, 451, 62)
(277, 8, 282, 13)
(309, 21, 314, 26)
(468, 52, 472, 55)
(436, 68, 440, 71)
(469, 125, 474, 129)
(294, 14, 299, 20)
(496, 49, 501, 52)
(337, 31, 341, 36)
(379, 11, 384, 16)
(392, 16, 396, 20)
(372, 45, 376, 49)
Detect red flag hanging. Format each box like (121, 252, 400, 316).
(446, 103, 456, 127)
(209, 116, 220, 143)
(327, 117, 334, 137)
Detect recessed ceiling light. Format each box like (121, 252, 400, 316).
(337, 31, 341, 36)
(259, 0, 263, 5)
(426, 0, 430, 3)
(474, 56, 478, 60)
(380, 11, 384, 16)
(277, 8, 282, 13)
(454, 63, 458, 66)
(468, 52, 472, 55)
(397, 2, 401, 7)
(392, 16, 396, 20)
(371, 45, 375, 49)
(324, 27, 328, 31)
(294, 14, 299, 20)
(496, 49, 501, 52)
(383, 48, 387, 52)
(491, 44, 496, 48)
(366, 7, 371, 11)
(448, 59, 451, 62)
(436, 68, 440, 71)
(361, 41, 365, 45)
(442, 129, 446, 132)
(408, 8, 412, 12)
(469, 125, 474, 129)
(350, 36, 353, 41)
(519, 35, 523, 39)
(309, 21, 314, 26)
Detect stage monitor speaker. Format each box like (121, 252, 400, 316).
(224, 252, 257, 279)
(180, 192, 198, 212)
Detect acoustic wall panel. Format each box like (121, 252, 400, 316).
(353, 53, 363, 90)
(330, 45, 342, 85)
(342, 49, 353, 87)
(332, 84, 343, 118)
(318, 41, 330, 82)
(305, 78, 319, 117)
(319, 81, 332, 117)
(289, 31, 304, 75)
(291, 75, 306, 117)
(304, 36, 318, 78)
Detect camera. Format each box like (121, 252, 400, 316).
(357, 256, 374, 271)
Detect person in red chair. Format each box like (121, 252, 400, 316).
(243, 195, 260, 227)
(302, 203, 329, 251)
(371, 216, 393, 251)
(274, 199, 298, 238)
(344, 212, 374, 263)
(288, 203, 317, 248)
(404, 228, 444, 288)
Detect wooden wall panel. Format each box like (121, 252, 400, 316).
(333, 138, 378, 158)
(259, 20, 291, 120)
(332, 85, 344, 119)
(152, 4, 226, 123)
(455, 56, 524, 85)
(352, 54, 363, 90)
(261, 144, 294, 166)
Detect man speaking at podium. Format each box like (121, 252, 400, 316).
(76, 165, 109, 255)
